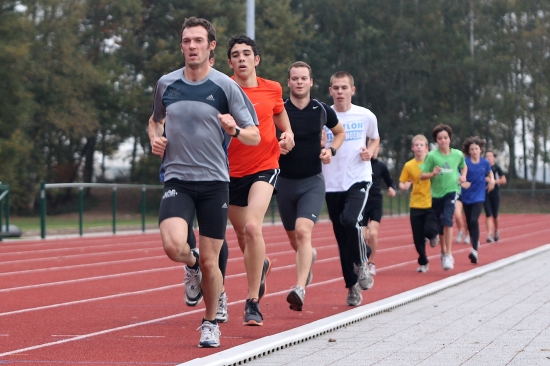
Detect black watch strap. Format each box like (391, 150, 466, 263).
(330, 147, 336, 156)
(231, 127, 241, 138)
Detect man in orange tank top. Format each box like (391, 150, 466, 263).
(226, 35, 294, 326)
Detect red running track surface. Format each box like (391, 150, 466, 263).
(0, 214, 548, 364)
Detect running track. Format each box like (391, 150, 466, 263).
(0, 214, 548, 365)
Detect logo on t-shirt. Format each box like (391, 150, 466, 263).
(439, 162, 453, 175)
(324, 120, 364, 143)
(342, 120, 364, 141)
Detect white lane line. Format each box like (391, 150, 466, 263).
(0, 295, 246, 357)
(51, 335, 83, 337)
(0, 240, 161, 258)
(0, 255, 168, 277)
(0, 247, 167, 266)
(0, 283, 183, 317)
(0, 266, 178, 293)
(1, 241, 341, 287)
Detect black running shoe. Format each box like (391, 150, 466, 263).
(258, 257, 272, 301)
(243, 298, 263, 326)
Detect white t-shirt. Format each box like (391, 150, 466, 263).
(323, 104, 379, 192)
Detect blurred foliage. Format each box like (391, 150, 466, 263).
(2, 0, 550, 213)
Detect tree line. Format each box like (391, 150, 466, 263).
(1, 0, 549, 213)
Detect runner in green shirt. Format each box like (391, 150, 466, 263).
(421, 124, 468, 271)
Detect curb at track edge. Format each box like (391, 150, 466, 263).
(180, 243, 550, 366)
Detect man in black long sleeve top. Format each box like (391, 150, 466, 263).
(360, 145, 396, 275)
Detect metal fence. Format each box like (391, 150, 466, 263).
(10, 184, 550, 239)
(39, 182, 163, 239)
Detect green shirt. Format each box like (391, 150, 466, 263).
(421, 148, 465, 198)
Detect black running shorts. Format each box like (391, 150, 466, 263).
(275, 174, 325, 231)
(229, 169, 279, 207)
(158, 179, 229, 240)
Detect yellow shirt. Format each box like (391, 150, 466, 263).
(399, 158, 432, 209)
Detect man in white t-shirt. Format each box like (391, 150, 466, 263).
(323, 71, 380, 306)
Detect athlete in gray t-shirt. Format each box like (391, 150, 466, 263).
(147, 17, 260, 349)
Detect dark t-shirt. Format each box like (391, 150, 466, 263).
(367, 158, 396, 203)
(279, 99, 338, 179)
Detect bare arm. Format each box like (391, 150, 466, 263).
(273, 109, 295, 155)
(360, 137, 380, 161)
(148, 115, 167, 157)
(399, 181, 412, 190)
(328, 122, 345, 150)
(218, 113, 260, 146)
(459, 164, 468, 183)
(320, 122, 345, 164)
(420, 167, 441, 180)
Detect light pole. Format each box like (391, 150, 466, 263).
(246, 0, 255, 39)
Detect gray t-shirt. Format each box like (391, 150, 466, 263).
(153, 67, 258, 182)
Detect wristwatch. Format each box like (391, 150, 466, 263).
(329, 147, 337, 156)
(231, 127, 241, 138)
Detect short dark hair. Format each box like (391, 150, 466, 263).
(485, 150, 496, 157)
(330, 71, 354, 87)
(227, 35, 259, 59)
(288, 61, 312, 79)
(432, 123, 453, 141)
(462, 136, 486, 155)
(181, 17, 216, 44)
(209, 50, 215, 60)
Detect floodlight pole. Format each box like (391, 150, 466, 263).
(246, 0, 255, 39)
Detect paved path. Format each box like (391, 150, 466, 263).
(246, 247, 550, 366)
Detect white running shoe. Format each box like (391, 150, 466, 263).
(216, 291, 228, 323)
(417, 264, 429, 273)
(456, 231, 464, 243)
(346, 283, 362, 306)
(487, 234, 494, 243)
(198, 320, 221, 348)
(287, 285, 306, 311)
(368, 262, 377, 275)
(464, 236, 471, 244)
(469, 249, 478, 264)
(353, 262, 374, 290)
(184, 258, 203, 306)
(442, 254, 454, 270)
(429, 236, 440, 248)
